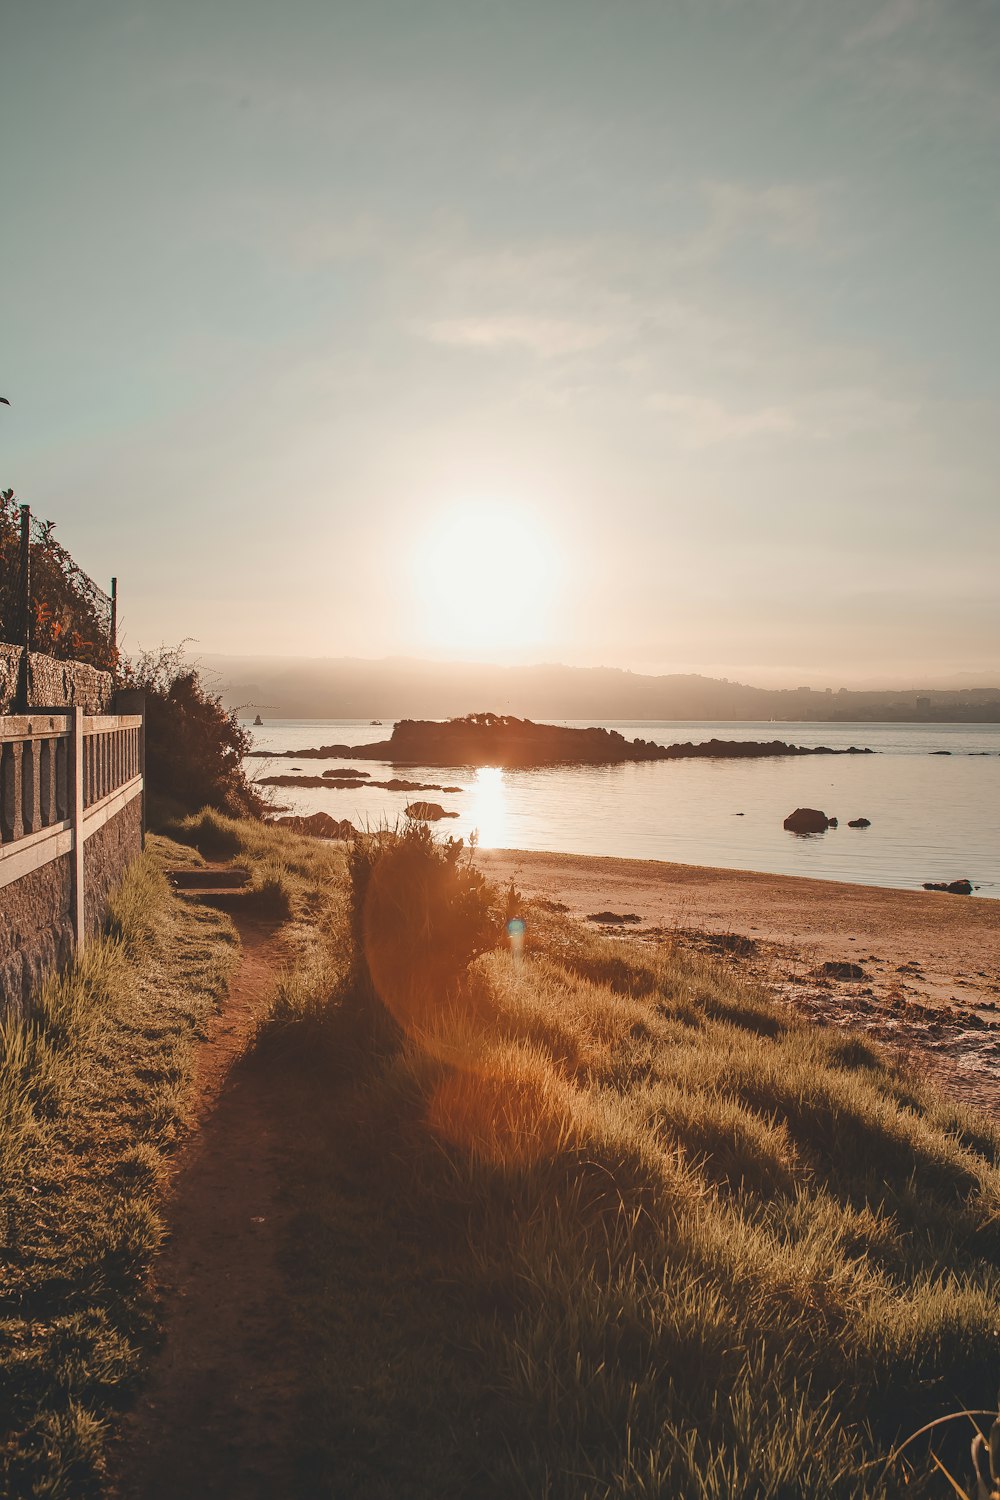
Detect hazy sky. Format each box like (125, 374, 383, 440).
(2, 0, 998, 686)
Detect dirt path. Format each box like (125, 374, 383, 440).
(112, 906, 310, 1500)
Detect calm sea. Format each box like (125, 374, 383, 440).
(245, 720, 1000, 899)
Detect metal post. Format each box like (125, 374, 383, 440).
(18, 505, 30, 651)
(16, 505, 30, 712)
(70, 705, 85, 946)
(110, 577, 117, 653)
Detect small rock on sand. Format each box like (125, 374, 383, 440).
(818, 960, 867, 981)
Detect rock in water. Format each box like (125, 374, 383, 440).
(405, 801, 459, 821)
(923, 878, 974, 895)
(783, 807, 834, 834)
(848, 817, 871, 828)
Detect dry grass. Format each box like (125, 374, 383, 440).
(259, 828, 1000, 1498)
(0, 842, 237, 1498)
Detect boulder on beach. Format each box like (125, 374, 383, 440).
(818, 960, 867, 981)
(405, 801, 459, 822)
(923, 878, 974, 895)
(848, 817, 871, 828)
(270, 812, 358, 840)
(783, 807, 834, 834)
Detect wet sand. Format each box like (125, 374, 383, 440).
(479, 849, 1000, 1112)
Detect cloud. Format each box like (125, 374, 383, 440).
(692, 180, 836, 257)
(646, 392, 796, 446)
(420, 315, 611, 358)
(846, 0, 924, 49)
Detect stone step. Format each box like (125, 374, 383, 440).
(166, 866, 250, 891)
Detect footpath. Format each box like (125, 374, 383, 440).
(111, 879, 310, 1499)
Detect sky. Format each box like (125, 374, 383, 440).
(1, 0, 998, 688)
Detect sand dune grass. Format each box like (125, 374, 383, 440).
(267, 828, 1000, 1498)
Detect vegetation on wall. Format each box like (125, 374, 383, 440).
(0, 489, 117, 671)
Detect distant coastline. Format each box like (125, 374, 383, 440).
(210, 652, 1000, 724)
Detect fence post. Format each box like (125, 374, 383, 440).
(70, 705, 85, 946)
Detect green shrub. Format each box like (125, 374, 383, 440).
(346, 824, 499, 1047)
(117, 647, 265, 821)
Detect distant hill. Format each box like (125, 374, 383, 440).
(198, 654, 1000, 723)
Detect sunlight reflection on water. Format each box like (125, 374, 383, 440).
(469, 766, 508, 850)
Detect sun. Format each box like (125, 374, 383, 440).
(412, 500, 558, 654)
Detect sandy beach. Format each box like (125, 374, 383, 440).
(480, 848, 1000, 1112)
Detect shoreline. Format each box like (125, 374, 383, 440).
(478, 847, 1000, 1113)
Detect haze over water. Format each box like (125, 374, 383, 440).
(248, 720, 1000, 898)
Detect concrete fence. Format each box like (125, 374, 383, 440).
(0, 701, 145, 1015)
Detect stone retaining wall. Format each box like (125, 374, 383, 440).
(28, 652, 114, 713)
(0, 645, 113, 713)
(0, 797, 142, 1020)
(83, 796, 142, 936)
(0, 852, 75, 1021)
(0, 645, 20, 712)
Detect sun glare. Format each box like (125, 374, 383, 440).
(412, 501, 557, 653)
(468, 765, 509, 849)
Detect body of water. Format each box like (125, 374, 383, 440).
(245, 719, 1000, 898)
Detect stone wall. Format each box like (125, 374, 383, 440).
(83, 796, 142, 936)
(0, 646, 114, 713)
(0, 852, 75, 1021)
(0, 797, 142, 1020)
(0, 645, 20, 712)
(28, 652, 114, 713)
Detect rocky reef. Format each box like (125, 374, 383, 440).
(250, 713, 874, 769)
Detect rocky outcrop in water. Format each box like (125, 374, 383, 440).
(250, 714, 875, 769)
(923, 878, 974, 895)
(260, 774, 463, 793)
(783, 808, 835, 834)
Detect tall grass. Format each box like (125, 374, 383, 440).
(0, 846, 237, 1498)
(267, 827, 1000, 1498)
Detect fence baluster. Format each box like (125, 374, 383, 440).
(39, 739, 54, 825)
(1, 741, 25, 842)
(22, 739, 41, 833)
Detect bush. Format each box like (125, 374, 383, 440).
(347, 824, 499, 1046)
(117, 646, 265, 821)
